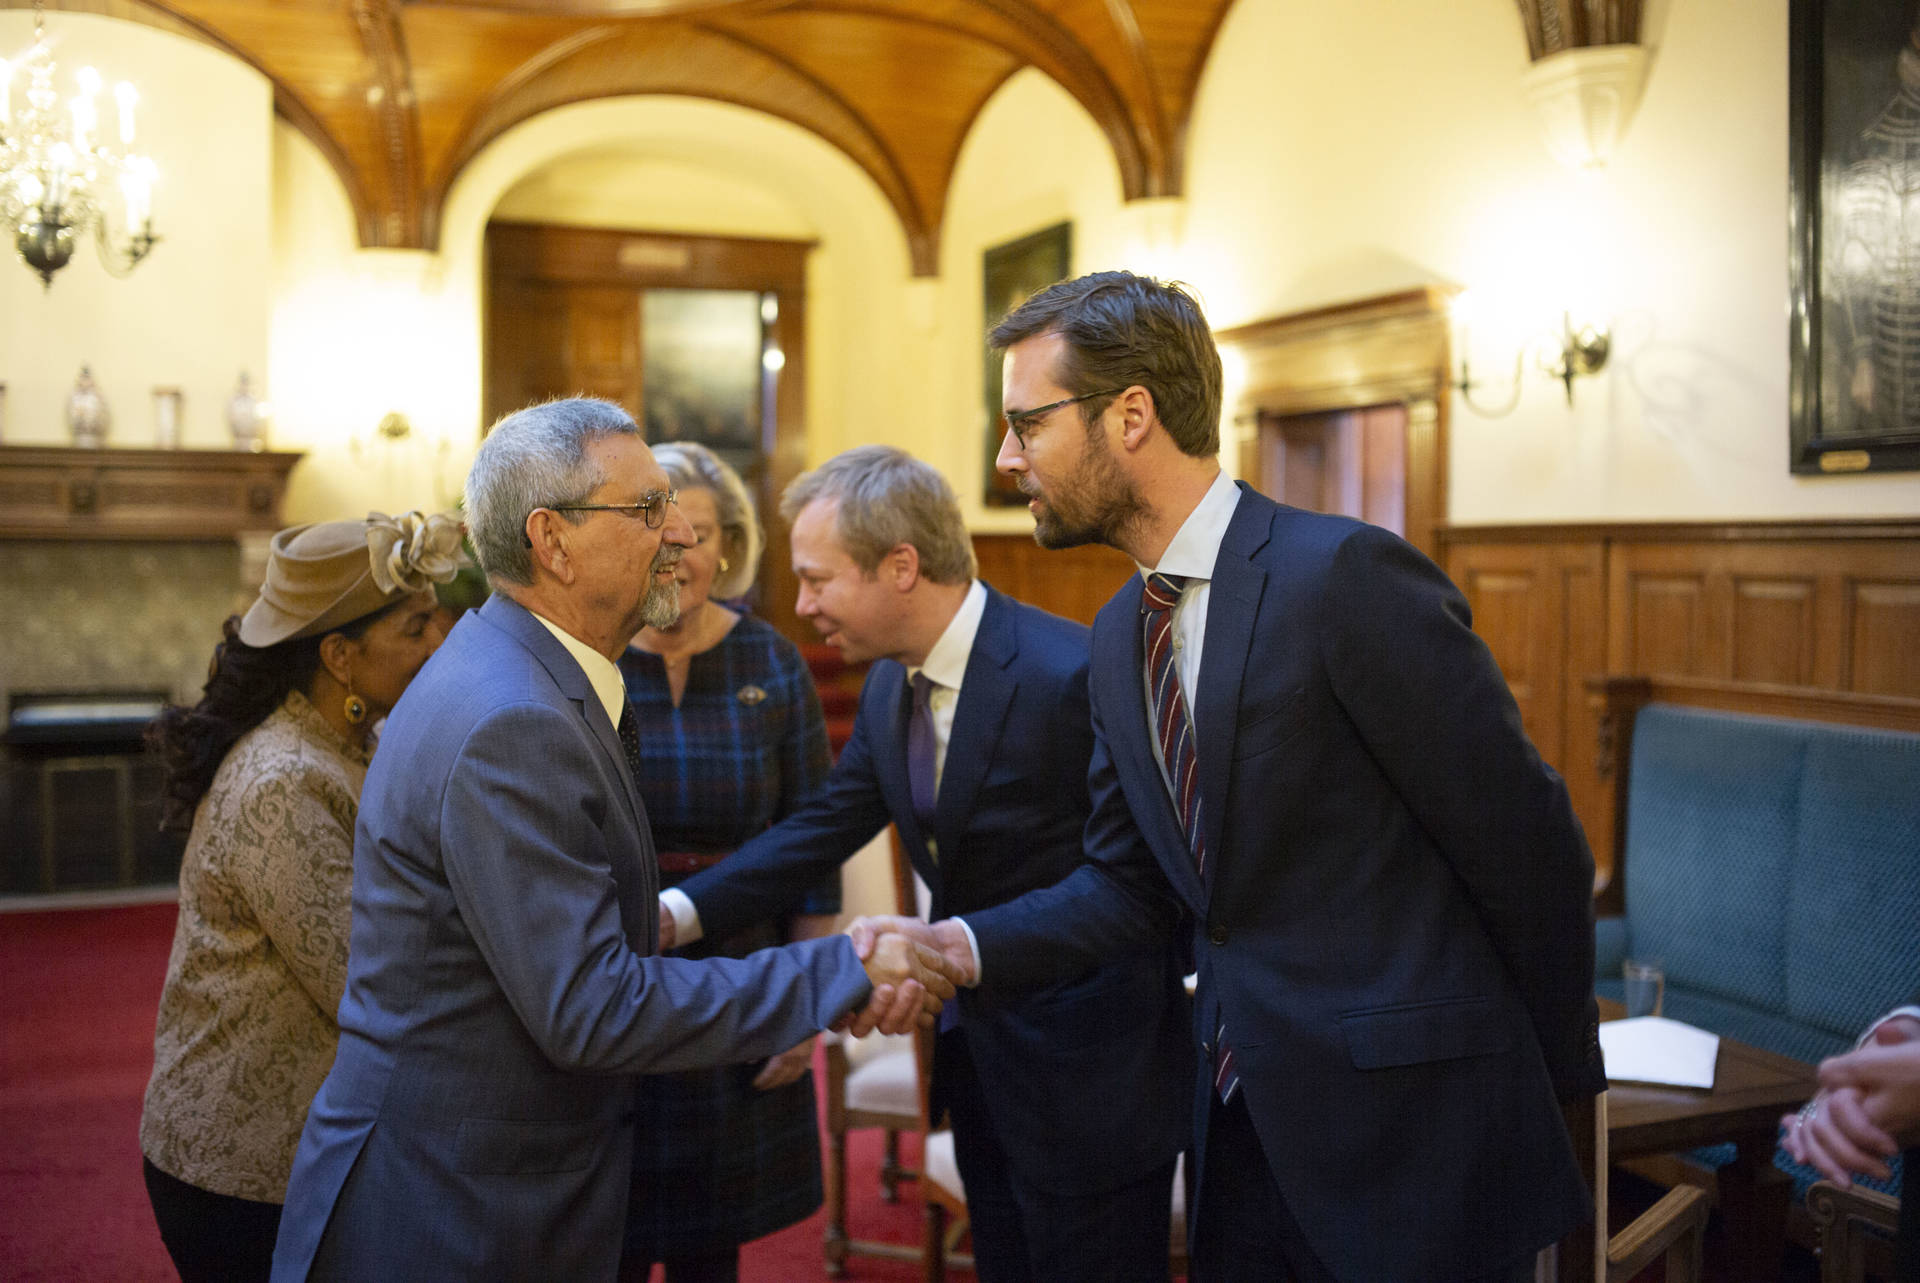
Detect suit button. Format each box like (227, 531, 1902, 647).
(1208, 926, 1228, 946)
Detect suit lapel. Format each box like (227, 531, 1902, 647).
(1094, 577, 1207, 911)
(935, 588, 1016, 850)
(479, 595, 644, 837)
(1195, 486, 1274, 882)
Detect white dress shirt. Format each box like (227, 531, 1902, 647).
(663, 581, 988, 949)
(532, 612, 627, 728)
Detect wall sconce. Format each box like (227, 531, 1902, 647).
(1452, 301, 1611, 417)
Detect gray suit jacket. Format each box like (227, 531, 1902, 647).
(272, 594, 871, 1281)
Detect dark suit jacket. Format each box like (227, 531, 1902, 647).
(678, 584, 1191, 1195)
(272, 594, 872, 1282)
(968, 487, 1607, 1281)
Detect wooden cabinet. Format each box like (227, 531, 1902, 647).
(0, 445, 302, 541)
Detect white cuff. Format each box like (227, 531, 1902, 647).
(1859, 1006, 1920, 1045)
(951, 916, 983, 987)
(659, 888, 704, 947)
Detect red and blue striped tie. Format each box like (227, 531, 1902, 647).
(1141, 573, 1239, 1101)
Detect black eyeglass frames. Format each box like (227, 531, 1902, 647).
(1002, 388, 1125, 449)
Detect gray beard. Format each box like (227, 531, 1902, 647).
(638, 578, 682, 630)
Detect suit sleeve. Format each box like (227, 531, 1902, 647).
(1323, 524, 1605, 1099)
(677, 672, 895, 939)
(960, 648, 1182, 988)
(771, 641, 841, 917)
(437, 698, 873, 1075)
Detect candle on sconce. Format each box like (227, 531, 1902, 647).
(75, 66, 101, 149)
(114, 82, 136, 146)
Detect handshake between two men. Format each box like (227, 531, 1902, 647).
(837, 916, 980, 1036)
(657, 903, 977, 1039)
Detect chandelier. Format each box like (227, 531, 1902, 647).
(0, 0, 158, 289)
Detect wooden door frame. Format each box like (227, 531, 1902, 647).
(1215, 286, 1454, 562)
(484, 222, 816, 641)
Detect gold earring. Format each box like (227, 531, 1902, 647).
(719, 556, 732, 573)
(344, 690, 368, 725)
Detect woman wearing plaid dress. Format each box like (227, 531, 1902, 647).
(616, 443, 841, 1283)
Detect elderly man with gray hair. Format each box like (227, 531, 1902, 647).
(272, 399, 960, 1283)
(660, 444, 1191, 1283)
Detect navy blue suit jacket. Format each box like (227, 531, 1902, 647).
(968, 488, 1606, 1280)
(272, 594, 873, 1281)
(678, 584, 1191, 1195)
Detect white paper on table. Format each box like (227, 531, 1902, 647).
(1598, 1016, 1720, 1089)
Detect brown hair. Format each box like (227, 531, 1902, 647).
(988, 270, 1222, 457)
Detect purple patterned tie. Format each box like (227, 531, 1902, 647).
(907, 670, 938, 833)
(1141, 572, 1239, 1101)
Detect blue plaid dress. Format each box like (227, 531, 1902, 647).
(618, 612, 839, 1259)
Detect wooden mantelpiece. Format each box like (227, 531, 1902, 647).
(0, 445, 303, 541)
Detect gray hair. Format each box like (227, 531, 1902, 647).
(652, 442, 763, 601)
(780, 446, 976, 585)
(464, 397, 641, 586)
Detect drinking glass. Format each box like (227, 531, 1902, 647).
(1623, 958, 1665, 1018)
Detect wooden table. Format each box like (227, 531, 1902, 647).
(1598, 1000, 1818, 1282)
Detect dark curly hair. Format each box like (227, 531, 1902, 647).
(147, 607, 388, 834)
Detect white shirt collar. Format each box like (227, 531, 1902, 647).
(1140, 469, 1241, 582)
(911, 580, 987, 690)
(530, 612, 628, 728)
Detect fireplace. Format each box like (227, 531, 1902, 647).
(4, 691, 184, 894)
(0, 443, 300, 897)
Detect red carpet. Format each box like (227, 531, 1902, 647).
(0, 902, 941, 1282)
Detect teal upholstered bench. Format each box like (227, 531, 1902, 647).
(1587, 678, 1920, 1205)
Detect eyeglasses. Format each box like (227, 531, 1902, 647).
(1002, 388, 1125, 450)
(551, 488, 679, 528)
(522, 488, 680, 545)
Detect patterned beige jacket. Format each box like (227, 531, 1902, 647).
(140, 689, 367, 1203)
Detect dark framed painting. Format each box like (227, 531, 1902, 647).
(981, 222, 1072, 506)
(1788, 0, 1920, 473)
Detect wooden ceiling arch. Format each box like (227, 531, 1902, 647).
(9, 0, 1243, 271)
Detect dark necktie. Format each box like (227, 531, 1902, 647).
(617, 703, 644, 786)
(1141, 572, 1239, 1100)
(1141, 573, 1205, 875)
(907, 671, 939, 834)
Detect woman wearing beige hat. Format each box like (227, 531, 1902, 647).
(138, 510, 462, 1283)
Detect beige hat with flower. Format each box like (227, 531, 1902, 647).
(237, 510, 466, 647)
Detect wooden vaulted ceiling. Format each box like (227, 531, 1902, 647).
(21, 0, 1239, 274)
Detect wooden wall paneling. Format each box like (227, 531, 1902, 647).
(972, 536, 1135, 626)
(1606, 537, 1920, 694)
(1443, 537, 1610, 883)
(1614, 566, 1711, 679)
(1849, 582, 1920, 696)
(1730, 577, 1818, 686)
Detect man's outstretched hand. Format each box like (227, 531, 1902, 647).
(838, 930, 966, 1037)
(845, 915, 979, 986)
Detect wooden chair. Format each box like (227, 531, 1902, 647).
(1806, 1180, 1902, 1283)
(822, 828, 933, 1276)
(1552, 1092, 1712, 1283)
